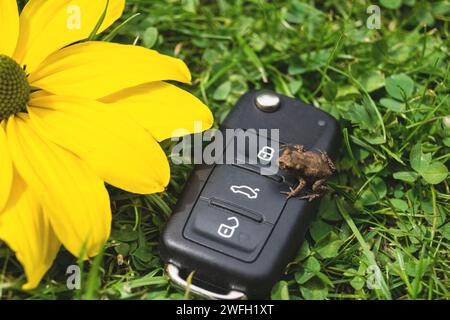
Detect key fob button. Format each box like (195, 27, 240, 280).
(255, 91, 281, 112)
(200, 165, 287, 224)
(183, 199, 273, 262)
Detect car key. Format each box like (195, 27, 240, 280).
(160, 90, 340, 299)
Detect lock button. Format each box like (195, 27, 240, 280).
(183, 199, 273, 262)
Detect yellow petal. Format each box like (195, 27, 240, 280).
(13, 0, 125, 72)
(28, 94, 170, 194)
(0, 124, 13, 212)
(0, 0, 19, 56)
(29, 41, 191, 99)
(6, 114, 111, 258)
(0, 172, 60, 290)
(101, 82, 214, 141)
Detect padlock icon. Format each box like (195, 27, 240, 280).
(257, 146, 275, 162)
(217, 217, 240, 239)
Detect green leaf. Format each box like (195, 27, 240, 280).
(403, 0, 415, 5)
(132, 247, 154, 263)
(440, 223, 450, 241)
(432, 1, 450, 16)
(390, 198, 409, 211)
(304, 256, 321, 273)
(323, 82, 338, 101)
(295, 256, 321, 284)
(318, 195, 341, 221)
(337, 85, 359, 97)
(409, 143, 448, 184)
(344, 102, 378, 132)
(111, 228, 139, 242)
(297, 241, 311, 261)
(380, 0, 402, 9)
(380, 98, 405, 112)
(310, 220, 333, 242)
(363, 161, 385, 174)
(182, 0, 199, 13)
(411, 2, 435, 25)
(288, 80, 303, 94)
(350, 276, 365, 290)
(422, 201, 446, 226)
(213, 81, 232, 101)
(393, 171, 418, 183)
(114, 242, 130, 255)
(386, 74, 415, 100)
(316, 240, 343, 258)
(289, 49, 332, 74)
(316, 272, 334, 287)
(271, 281, 290, 300)
(286, 2, 324, 24)
(300, 279, 328, 300)
(363, 132, 386, 145)
(410, 143, 431, 173)
(372, 40, 388, 62)
(143, 27, 159, 48)
(295, 269, 315, 285)
(420, 162, 448, 184)
(359, 70, 385, 93)
(343, 268, 358, 277)
(360, 177, 387, 205)
(443, 138, 450, 147)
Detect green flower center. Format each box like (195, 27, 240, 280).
(0, 55, 30, 121)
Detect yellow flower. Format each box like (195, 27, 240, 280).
(0, 0, 213, 289)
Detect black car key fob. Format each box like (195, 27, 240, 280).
(160, 90, 340, 299)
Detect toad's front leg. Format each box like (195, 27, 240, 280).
(281, 177, 306, 199)
(301, 179, 328, 201)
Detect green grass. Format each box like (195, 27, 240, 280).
(1, 0, 449, 300)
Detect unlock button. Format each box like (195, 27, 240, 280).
(184, 199, 273, 262)
(217, 217, 240, 238)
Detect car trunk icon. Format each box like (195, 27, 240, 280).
(229, 185, 260, 199)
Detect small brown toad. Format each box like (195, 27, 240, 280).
(278, 144, 336, 201)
